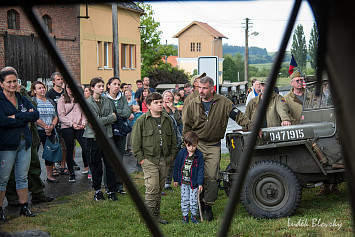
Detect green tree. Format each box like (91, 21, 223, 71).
(223, 56, 237, 82)
(308, 23, 319, 70)
(291, 24, 308, 70)
(222, 53, 245, 82)
(137, 2, 177, 77)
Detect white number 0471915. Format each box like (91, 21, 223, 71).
(269, 129, 305, 141)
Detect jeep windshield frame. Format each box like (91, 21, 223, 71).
(303, 81, 333, 110)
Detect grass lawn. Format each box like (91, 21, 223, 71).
(1, 154, 353, 236)
(247, 76, 291, 87)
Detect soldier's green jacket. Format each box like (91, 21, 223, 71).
(83, 95, 117, 139)
(284, 88, 314, 124)
(245, 92, 292, 128)
(183, 92, 251, 145)
(182, 89, 199, 118)
(132, 110, 178, 165)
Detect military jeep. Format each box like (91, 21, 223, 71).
(219, 78, 345, 219)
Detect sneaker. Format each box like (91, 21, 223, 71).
(108, 192, 118, 201)
(31, 196, 54, 204)
(82, 167, 89, 174)
(182, 215, 189, 224)
(93, 191, 105, 201)
(118, 190, 126, 195)
(88, 174, 92, 180)
(161, 192, 166, 196)
(191, 215, 199, 224)
(69, 174, 76, 183)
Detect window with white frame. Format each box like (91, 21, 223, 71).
(104, 42, 109, 68)
(130, 45, 136, 68)
(97, 41, 112, 69)
(121, 44, 136, 69)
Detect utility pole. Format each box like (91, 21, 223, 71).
(242, 18, 252, 82)
(165, 40, 168, 63)
(112, 3, 119, 77)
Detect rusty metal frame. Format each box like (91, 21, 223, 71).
(1, 0, 354, 236)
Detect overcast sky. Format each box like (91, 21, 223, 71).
(148, 0, 316, 52)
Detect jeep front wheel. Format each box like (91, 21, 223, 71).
(241, 160, 302, 219)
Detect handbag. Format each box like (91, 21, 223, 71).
(42, 126, 63, 162)
(112, 116, 132, 137)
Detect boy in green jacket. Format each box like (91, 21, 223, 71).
(132, 92, 177, 224)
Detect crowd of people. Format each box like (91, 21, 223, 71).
(0, 66, 194, 222)
(0, 66, 335, 225)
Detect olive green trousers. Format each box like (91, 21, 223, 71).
(198, 141, 221, 205)
(142, 158, 170, 215)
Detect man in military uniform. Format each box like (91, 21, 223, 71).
(284, 71, 314, 124)
(183, 76, 251, 221)
(285, 71, 338, 194)
(245, 78, 293, 128)
(182, 72, 206, 118)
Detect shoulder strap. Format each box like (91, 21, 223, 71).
(65, 103, 75, 116)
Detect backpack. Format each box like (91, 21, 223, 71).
(112, 116, 132, 137)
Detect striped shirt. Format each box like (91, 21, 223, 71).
(36, 97, 56, 130)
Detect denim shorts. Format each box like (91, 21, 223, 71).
(0, 140, 31, 191)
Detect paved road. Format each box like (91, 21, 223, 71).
(4, 103, 246, 209)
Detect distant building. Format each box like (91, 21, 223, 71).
(161, 55, 178, 68)
(0, 2, 143, 88)
(173, 21, 227, 83)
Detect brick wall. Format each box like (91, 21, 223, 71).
(0, 5, 81, 82)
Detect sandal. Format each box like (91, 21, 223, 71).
(52, 168, 60, 176)
(60, 168, 70, 175)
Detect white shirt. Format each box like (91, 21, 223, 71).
(246, 90, 259, 105)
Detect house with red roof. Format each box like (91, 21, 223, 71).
(161, 55, 178, 68)
(173, 21, 227, 82)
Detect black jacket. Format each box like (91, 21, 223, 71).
(0, 91, 39, 150)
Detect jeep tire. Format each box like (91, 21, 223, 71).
(240, 160, 302, 219)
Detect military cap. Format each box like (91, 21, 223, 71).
(191, 72, 206, 84)
(290, 70, 303, 80)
